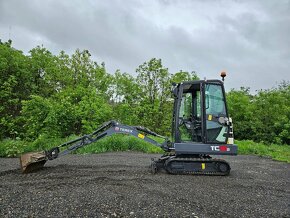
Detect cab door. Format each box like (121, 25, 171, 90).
(203, 82, 229, 144)
(173, 82, 203, 143)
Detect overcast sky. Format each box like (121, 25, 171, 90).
(0, 0, 289, 91)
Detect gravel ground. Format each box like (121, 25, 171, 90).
(0, 152, 289, 218)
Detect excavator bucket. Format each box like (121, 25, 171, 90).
(20, 151, 47, 173)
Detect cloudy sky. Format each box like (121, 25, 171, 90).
(0, 0, 289, 91)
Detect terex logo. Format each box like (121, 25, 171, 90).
(115, 127, 133, 133)
(210, 145, 230, 152)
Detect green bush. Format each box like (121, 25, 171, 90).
(227, 83, 290, 145)
(0, 139, 28, 157)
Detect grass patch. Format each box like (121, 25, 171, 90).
(76, 135, 162, 154)
(236, 140, 290, 163)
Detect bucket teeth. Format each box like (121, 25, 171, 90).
(20, 151, 47, 173)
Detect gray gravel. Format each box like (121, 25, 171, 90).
(0, 152, 289, 218)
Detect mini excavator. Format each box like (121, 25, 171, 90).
(20, 73, 237, 175)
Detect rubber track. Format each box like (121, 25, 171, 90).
(164, 157, 231, 176)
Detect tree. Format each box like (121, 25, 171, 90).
(25, 48, 113, 138)
(135, 58, 171, 134)
(171, 70, 199, 84)
(29, 46, 60, 97)
(111, 70, 140, 104)
(0, 41, 33, 139)
(110, 70, 141, 125)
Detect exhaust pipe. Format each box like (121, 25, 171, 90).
(20, 151, 47, 173)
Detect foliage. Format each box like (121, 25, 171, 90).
(227, 83, 290, 145)
(136, 58, 171, 133)
(252, 83, 290, 144)
(226, 87, 255, 140)
(170, 70, 199, 84)
(0, 139, 27, 157)
(0, 41, 32, 139)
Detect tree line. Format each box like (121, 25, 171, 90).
(0, 40, 289, 145)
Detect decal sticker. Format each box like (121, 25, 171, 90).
(219, 145, 228, 152)
(138, 133, 145, 139)
(116, 127, 133, 133)
(210, 145, 230, 152)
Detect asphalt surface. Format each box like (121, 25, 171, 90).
(0, 152, 289, 218)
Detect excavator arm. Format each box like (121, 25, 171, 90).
(20, 120, 171, 173)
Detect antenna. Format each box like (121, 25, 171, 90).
(9, 26, 11, 39)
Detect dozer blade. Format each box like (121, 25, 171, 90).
(20, 151, 47, 173)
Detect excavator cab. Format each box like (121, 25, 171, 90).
(171, 80, 236, 156)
